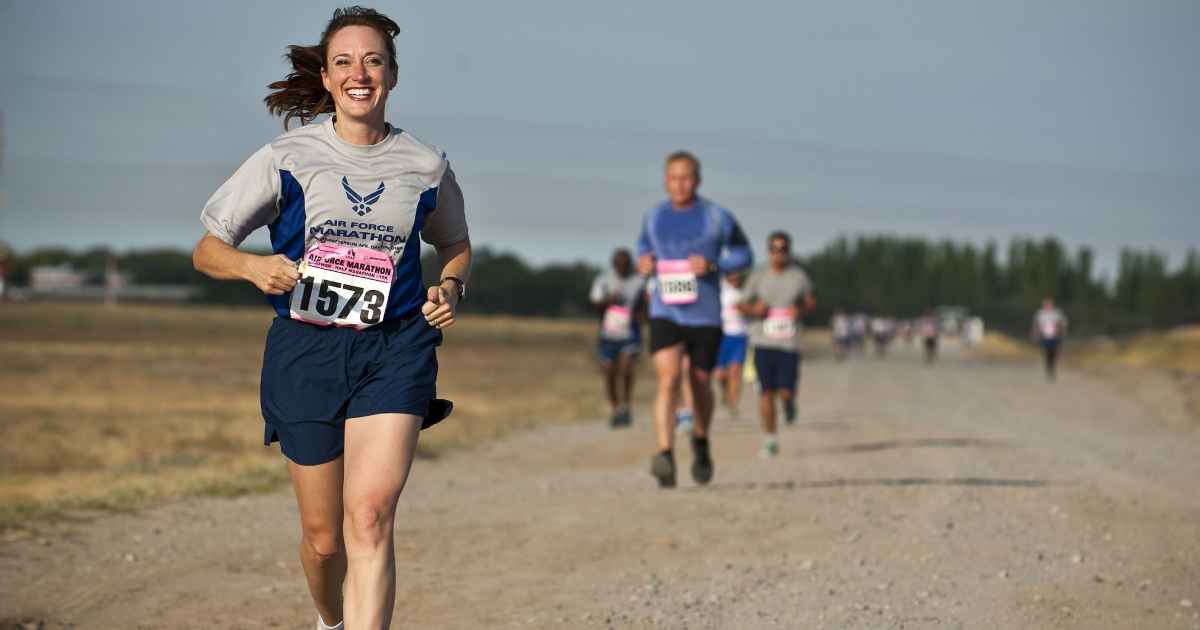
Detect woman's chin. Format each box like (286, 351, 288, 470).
(336, 103, 386, 123)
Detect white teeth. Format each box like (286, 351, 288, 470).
(347, 89, 370, 99)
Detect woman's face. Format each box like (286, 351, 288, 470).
(321, 25, 396, 124)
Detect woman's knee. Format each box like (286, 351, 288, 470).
(344, 498, 398, 548)
(301, 523, 342, 563)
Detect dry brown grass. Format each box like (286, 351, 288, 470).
(1067, 325, 1200, 428)
(970, 325, 1200, 428)
(0, 303, 654, 529)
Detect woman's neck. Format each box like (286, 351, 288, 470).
(333, 113, 389, 146)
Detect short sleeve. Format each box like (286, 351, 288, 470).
(589, 275, 608, 304)
(200, 144, 281, 247)
(421, 164, 469, 248)
(796, 268, 813, 297)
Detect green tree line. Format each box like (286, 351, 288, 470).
(4, 237, 1198, 335)
(801, 235, 1200, 335)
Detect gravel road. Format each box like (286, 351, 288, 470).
(3, 342, 1198, 629)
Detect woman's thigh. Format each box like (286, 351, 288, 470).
(343, 413, 423, 509)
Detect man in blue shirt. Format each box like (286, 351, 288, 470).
(637, 151, 753, 487)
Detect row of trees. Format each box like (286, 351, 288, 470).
(803, 236, 1200, 335)
(5, 237, 1198, 335)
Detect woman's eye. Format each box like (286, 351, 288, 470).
(366, 57, 382, 66)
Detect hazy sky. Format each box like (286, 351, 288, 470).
(1, 0, 1197, 275)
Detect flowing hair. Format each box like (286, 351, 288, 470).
(264, 6, 400, 129)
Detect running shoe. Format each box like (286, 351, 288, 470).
(675, 408, 695, 436)
(783, 399, 797, 425)
(650, 451, 676, 488)
(690, 436, 714, 485)
(760, 436, 780, 458)
(610, 408, 631, 429)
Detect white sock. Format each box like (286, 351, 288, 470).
(318, 615, 343, 630)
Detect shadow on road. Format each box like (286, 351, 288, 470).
(697, 477, 1057, 492)
(794, 437, 1011, 456)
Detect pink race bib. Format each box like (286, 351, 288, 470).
(763, 308, 796, 340)
(602, 305, 633, 340)
(290, 243, 393, 329)
(656, 260, 698, 305)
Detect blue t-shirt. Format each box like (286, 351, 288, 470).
(636, 197, 753, 327)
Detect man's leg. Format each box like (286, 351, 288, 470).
(618, 351, 636, 408)
(651, 345, 683, 487)
(652, 345, 684, 452)
(687, 362, 717, 484)
(779, 351, 800, 424)
(689, 365, 715, 439)
(759, 389, 778, 436)
(602, 351, 619, 413)
(726, 362, 743, 414)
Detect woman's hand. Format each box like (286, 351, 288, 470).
(244, 254, 301, 295)
(422, 283, 459, 329)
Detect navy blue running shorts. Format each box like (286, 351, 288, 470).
(754, 347, 801, 392)
(597, 336, 642, 364)
(260, 315, 442, 466)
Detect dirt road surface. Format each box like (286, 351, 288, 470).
(3, 342, 1198, 629)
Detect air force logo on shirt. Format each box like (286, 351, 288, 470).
(342, 176, 385, 216)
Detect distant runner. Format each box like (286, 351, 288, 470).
(714, 272, 750, 420)
(851, 313, 869, 353)
(740, 231, 815, 457)
(831, 309, 852, 360)
(919, 311, 940, 363)
(637, 151, 753, 487)
(590, 248, 647, 428)
(871, 316, 895, 356)
(1031, 297, 1069, 381)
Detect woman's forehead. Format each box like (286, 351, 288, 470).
(327, 25, 387, 55)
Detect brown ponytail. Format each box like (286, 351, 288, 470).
(264, 6, 401, 129)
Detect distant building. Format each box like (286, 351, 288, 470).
(30, 265, 86, 291)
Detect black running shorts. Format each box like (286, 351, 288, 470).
(648, 318, 723, 371)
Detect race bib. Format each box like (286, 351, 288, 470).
(657, 260, 698, 305)
(1040, 320, 1058, 338)
(290, 243, 392, 329)
(602, 305, 633, 341)
(722, 304, 747, 336)
(763, 308, 796, 340)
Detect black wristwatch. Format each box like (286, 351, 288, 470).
(440, 276, 466, 302)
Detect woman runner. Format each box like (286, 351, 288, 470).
(193, 7, 471, 628)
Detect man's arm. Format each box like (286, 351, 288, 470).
(717, 212, 753, 273)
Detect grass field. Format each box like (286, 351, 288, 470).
(0, 302, 656, 529)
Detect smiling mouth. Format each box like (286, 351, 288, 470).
(346, 88, 373, 101)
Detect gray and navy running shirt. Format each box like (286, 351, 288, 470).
(201, 118, 468, 321)
(589, 271, 647, 310)
(742, 265, 813, 352)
